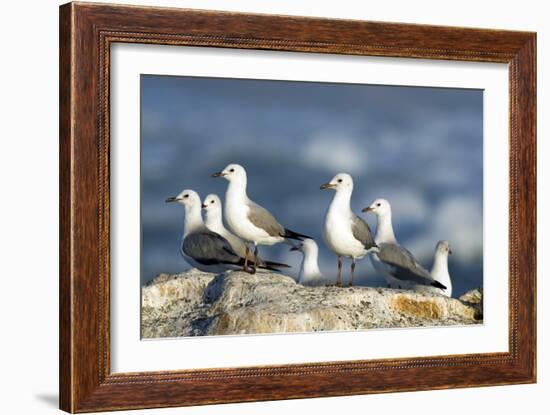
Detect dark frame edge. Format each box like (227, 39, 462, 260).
(515, 32, 537, 384)
(59, 2, 74, 413)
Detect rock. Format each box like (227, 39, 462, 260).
(141, 270, 483, 338)
(459, 288, 483, 304)
(459, 288, 484, 320)
(141, 271, 216, 338)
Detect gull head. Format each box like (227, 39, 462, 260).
(320, 173, 353, 191)
(290, 238, 319, 255)
(165, 189, 201, 208)
(435, 240, 452, 256)
(212, 163, 247, 183)
(362, 198, 391, 217)
(202, 193, 222, 213)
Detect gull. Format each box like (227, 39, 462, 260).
(362, 198, 446, 291)
(212, 163, 310, 273)
(320, 173, 377, 287)
(431, 240, 453, 297)
(166, 189, 273, 274)
(202, 193, 290, 271)
(290, 239, 331, 286)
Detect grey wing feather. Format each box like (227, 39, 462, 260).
(246, 201, 284, 237)
(182, 230, 242, 265)
(377, 243, 434, 285)
(351, 215, 376, 249)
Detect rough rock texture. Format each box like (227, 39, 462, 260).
(141, 270, 483, 338)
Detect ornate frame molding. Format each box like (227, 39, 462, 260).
(60, 2, 536, 412)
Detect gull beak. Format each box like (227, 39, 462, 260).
(362, 206, 374, 213)
(211, 171, 225, 178)
(320, 182, 336, 190)
(165, 196, 178, 203)
(201, 204, 207, 209)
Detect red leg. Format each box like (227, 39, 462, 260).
(337, 256, 342, 287)
(243, 246, 250, 272)
(349, 258, 356, 287)
(250, 245, 258, 274)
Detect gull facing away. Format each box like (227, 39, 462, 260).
(202, 193, 290, 271)
(165, 189, 277, 274)
(362, 198, 446, 291)
(290, 239, 331, 286)
(320, 173, 377, 287)
(212, 164, 311, 273)
(431, 240, 453, 297)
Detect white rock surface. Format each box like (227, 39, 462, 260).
(141, 270, 482, 338)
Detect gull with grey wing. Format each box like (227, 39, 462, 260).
(212, 163, 310, 273)
(166, 189, 280, 274)
(362, 198, 446, 291)
(202, 193, 290, 271)
(321, 173, 377, 287)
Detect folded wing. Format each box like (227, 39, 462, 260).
(351, 215, 377, 250)
(377, 243, 442, 287)
(182, 230, 242, 266)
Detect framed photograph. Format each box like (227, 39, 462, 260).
(59, 2, 536, 412)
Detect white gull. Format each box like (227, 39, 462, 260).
(202, 193, 290, 272)
(320, 173, 377, 287)
(290, 239, 331, 286)
(431, 240, 453, 297)
(165, 189, 249, 273)
(362, 198, 446, 291)
(212, 163, 310, 273)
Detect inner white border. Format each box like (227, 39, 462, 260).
(111, 44, 509, 373)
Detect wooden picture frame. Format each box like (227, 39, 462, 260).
(59, 2, 536, 412)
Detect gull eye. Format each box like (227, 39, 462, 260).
(211, 200, 214, 204)
(376, 203, 381, 207)
(337, 179, 343, 183)
(183, 194, 189, 199)
(229, 168, 235, 173)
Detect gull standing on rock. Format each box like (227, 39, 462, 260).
(431, 240, 453, 297)
(321, 173, 377, 287)
(362, 198, 446, 291)
(166, 189, 276, 274)
(212, 163, 310, 273)
(202, 193, 290, 271)
(290, 239, 331, 286)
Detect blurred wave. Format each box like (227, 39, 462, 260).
(141, 75, 483, 297)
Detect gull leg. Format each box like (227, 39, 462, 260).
(243, 245, 251, 273)
(349, 258, 356, 287)
(337, 256, 342, 287)
(250, 245, 258, 275)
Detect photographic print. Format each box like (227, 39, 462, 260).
(140, 75, 484, 339)
(59, 5, 536, 410)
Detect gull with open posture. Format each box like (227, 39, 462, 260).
(320, 173, 377, 287)
(212, 163, 310, 273)
(431, 240, 453, 297)
(290, 239, 331, 286)
(362, 198, 446, 291)
(166, 189, 275, 274)
(202, 193, 290, 271)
